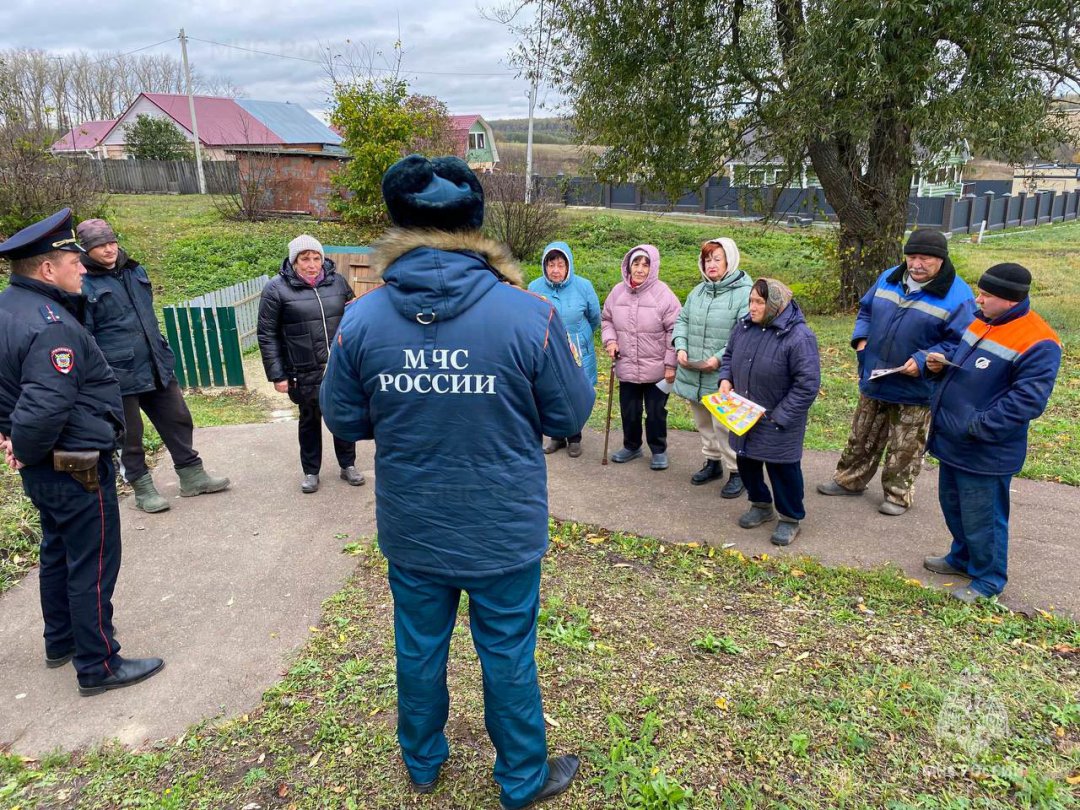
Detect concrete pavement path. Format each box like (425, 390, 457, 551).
(0, 420, 1076, 756)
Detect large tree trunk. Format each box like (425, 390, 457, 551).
(807, 116, 914, 309)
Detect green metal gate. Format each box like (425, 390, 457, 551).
(162, 305, 245, 389)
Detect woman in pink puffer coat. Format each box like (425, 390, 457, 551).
(601, 244, 682, 470)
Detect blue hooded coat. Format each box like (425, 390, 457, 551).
(320, 228, 595, 578)
(527, 242, 601, 386)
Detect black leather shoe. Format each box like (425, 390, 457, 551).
(410, 773, 439, 794)
(501, 754, 581, 810)
(691, 459, 723, 485)
(45, 647, 75, 669)
(78, 656, 164, 696)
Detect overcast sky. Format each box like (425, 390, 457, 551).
(0, 0, 563, 120)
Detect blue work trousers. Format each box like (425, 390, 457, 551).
(387, 561, 548, 809)
(939, 462, 1012, 597)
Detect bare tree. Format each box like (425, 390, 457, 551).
(0, 47, 243, 133)
(480, 160, 562, 260)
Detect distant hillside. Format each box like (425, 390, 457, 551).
(489, 117, 578, 145)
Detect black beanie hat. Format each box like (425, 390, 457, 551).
(979, 263, 1031, 302)
(381, 154, 484, 232)
(903, 229, 949, 259)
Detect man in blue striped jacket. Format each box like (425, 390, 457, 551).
(818, 230, 975, 515)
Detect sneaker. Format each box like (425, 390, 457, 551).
(923, 555, 970, 577)
(738, 502, 776, 529)
(301, 474, 319, 493)
(566, 441, 583, 458)
(816, 481, 864, 496)
(650, 452, 669, 471)
(691, 459, 723, 485)
(610, 447, 643, 464)
(340, 466, 365, 486)
(720, 473, 745, 499)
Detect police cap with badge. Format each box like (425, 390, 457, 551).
(0, 207, 84, 261)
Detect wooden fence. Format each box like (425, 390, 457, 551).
(83, 159, 239, 195)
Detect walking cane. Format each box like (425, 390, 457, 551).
(601, 352, 617, 465)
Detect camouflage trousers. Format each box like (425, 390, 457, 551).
(832, 395, 931, 507)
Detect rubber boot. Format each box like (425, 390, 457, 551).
(131, 473, 170, 513)
(176, 462, 230, 497)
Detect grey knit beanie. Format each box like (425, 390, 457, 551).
(289, 234, 324, 265)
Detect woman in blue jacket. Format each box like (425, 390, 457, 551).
(528, 242, 601, 458)
(719, 279, 821, 546)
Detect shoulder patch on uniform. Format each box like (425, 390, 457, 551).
(39, 304, 62, 323)
(50, 347, 74, 374)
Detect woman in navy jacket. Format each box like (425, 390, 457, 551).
(719, 278, 820, 546)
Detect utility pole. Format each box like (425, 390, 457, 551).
(179, 28, 207, 194)
(522, 0, 544, 206)
(525, 81, 536, 204)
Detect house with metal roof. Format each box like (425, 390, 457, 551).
(92, 93, 343, 160)
(49, 119, 118, 158)
(450, 115, 499, 171)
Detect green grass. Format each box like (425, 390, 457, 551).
(3, 522, 1077, 809)
(99, 195, 378, 305)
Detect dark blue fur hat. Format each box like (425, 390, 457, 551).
(381, 154, 484, 231)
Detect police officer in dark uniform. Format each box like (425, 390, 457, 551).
(0, 208, 164, 696)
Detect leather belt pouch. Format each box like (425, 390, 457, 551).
(53, 450, 101, 492)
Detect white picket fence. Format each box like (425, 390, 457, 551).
(179, 275, 269, 351)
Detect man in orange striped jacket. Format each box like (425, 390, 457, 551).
(923, 263, 1062, 602)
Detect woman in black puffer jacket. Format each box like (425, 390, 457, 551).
(258, 235, 363, 493)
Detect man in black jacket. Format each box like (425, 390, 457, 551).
(0, 208, 163, 695)
(77, 218, 228, 513)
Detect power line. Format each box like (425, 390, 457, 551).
(186, 35, 516, 78)
(80, 38, 178, 68)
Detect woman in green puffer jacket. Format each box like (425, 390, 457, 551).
(673, 238, 752, 497)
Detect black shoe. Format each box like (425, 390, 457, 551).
(78, 656, 164, 696)
(691, 459, 723, 485)
(45, 647, 75, 669)
(720, 472, 745, 499)
(410, 773, 439, 794)
(501, 754, 581, 810)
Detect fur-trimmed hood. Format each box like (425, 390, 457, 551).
(371, 228, 523, 286)
(371, 227, 524, 324)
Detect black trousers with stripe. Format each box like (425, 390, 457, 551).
(20, 454, 122, 678)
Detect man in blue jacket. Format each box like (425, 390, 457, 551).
(321, 155, 595, 809)
(0, 209, 164, 695)
(923, 263, 1061, 602)
(818, 230, 974, 515)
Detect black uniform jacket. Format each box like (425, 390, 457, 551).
(0, 275, 124, 466)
